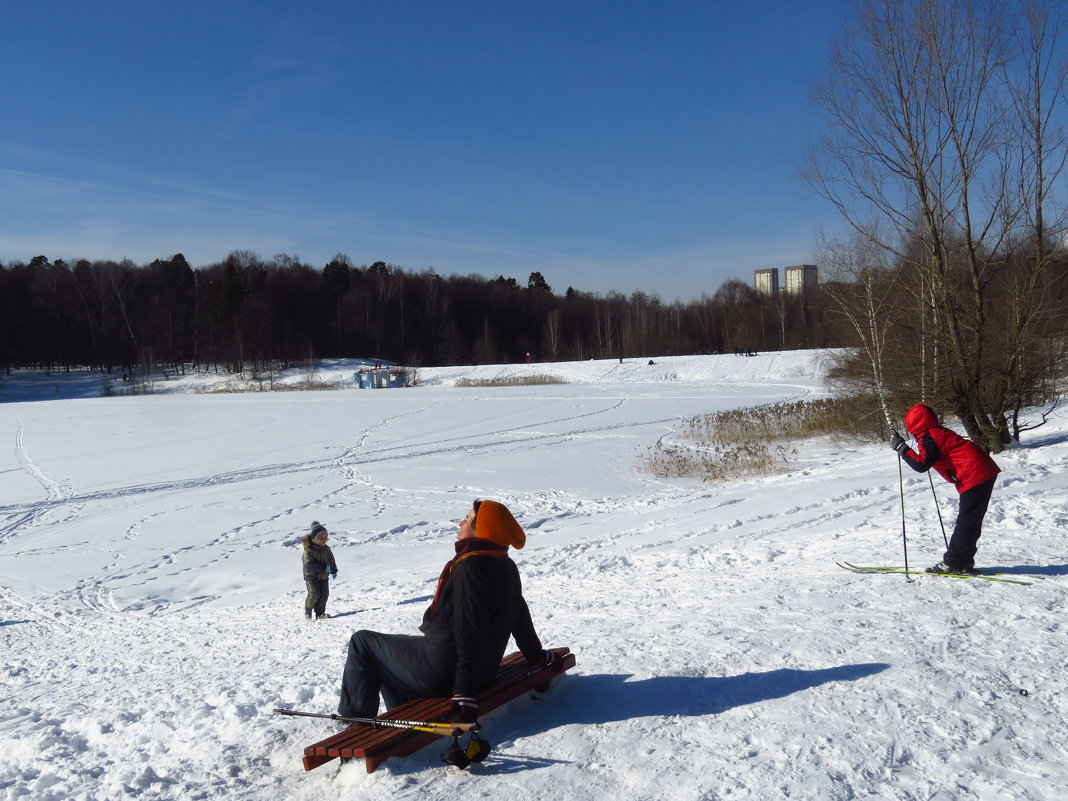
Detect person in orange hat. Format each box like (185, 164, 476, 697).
(337, 499, 560, 724)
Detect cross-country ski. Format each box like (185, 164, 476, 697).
(836, 562, 1035, 585)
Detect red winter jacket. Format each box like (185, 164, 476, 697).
(901, 404, 1000, 493)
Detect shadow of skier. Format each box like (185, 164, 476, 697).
(991, 562, 1068, 577)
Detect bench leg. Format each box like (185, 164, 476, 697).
(303, 753, 336, 771)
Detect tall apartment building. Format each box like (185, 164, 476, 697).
(753, 268, 779, 296)
(783, 264, 818, 302)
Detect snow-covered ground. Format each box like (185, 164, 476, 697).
(1, 351, 1065, 801)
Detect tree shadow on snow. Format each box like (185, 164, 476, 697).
(558, 663, 891, 725)
(1015, 430, 1068, 449)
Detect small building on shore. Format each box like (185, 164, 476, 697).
(354, 366, 409, 389)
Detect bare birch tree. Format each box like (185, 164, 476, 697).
(804, 0, 1068, 450)
(816, 229, 907, 430)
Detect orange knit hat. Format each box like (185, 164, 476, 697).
(473, 500, 526, 549)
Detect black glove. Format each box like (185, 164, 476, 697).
(542, 649, 564, 672)
(890, 433, 909, 456)
(450, 694, 479, 723)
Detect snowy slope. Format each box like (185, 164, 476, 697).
(1, 351, 1065, 801)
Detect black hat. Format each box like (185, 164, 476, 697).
(310, 521, 327, 538)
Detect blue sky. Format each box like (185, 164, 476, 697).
(1, 0, 849, 301)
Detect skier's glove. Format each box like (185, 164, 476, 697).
(330, 571, 337, 580)
(450, 694, 479, 723)
(890, 433, 909, 456)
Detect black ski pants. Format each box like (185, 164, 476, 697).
(338, 630, 452, 719)
(943, 476, 996, 569)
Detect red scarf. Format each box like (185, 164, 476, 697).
(427, 538, 509, 617)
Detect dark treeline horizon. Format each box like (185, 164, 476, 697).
(0, 250, 839, 376)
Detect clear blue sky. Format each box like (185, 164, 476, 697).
(1, 0, 849, 301)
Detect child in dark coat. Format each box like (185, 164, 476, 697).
(891, 403, 1001, 573)
(302, 521, 338, 619)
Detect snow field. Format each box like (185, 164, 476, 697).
(1, 351, 1065, 800)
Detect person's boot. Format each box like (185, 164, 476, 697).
(925, 561, 975, 574)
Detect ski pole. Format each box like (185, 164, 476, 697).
(897, 456, 914, 583)
(273, 708, 478, 737)
(928, 472, 949, 550)
(881, 400, 913, 582)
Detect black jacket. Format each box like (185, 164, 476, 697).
(419, 551, 543, 696)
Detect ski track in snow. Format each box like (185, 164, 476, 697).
(1, 352, 1067, 801)
(2, 414, 81, 544)
(0, 389, 636, 523)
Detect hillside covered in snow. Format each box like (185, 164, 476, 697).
(1, 350, 1065, 801)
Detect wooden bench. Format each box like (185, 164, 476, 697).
(302, 646, 575, 773)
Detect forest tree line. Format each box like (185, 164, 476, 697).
(0, 251, 837, 376)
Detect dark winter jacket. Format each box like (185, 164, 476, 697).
(419, 540, 543, 696)
(302, 535, 338, 580)
(901, 404, 1000, 493)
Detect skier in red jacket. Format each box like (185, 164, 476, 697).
(891, 403, 1001, 574)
